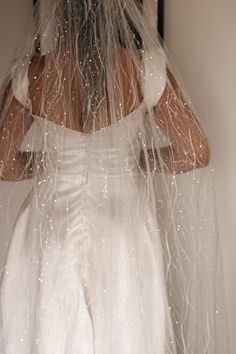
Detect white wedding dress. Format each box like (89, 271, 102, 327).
(0, 51, 176, 353)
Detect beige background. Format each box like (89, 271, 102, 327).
(0, 0, 34, 265)
(0, 0, 33, 83)
(165, 0, 236, 350)
(0, 0, 235, 351)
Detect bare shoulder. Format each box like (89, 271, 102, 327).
(28, 54, 46, 79)
(28, 54, 46, 114)
(28, 54, 47, 94)
(118, 46, 142, 68)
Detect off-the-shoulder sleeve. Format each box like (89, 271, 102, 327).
(11, 60, 31, 110)
(141, 47, 167, 109)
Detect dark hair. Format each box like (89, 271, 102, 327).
(62, 0, 144, 51)
(119, 0, 144, 50)
(57, 1, 144, 88)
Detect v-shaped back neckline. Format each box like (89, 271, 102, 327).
(32, 100, 147, 138)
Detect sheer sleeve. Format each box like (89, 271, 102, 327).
(142, 47, 167, 110)
(140, 48, 170, 152)
(0, 59, 41, 181)
(11, 60, 32, 111)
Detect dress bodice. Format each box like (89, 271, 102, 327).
(33, 101, 147, 178)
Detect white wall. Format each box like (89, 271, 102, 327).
(165, 0, 236, 351)
(0, 0, 33, 266)
(0, 0, 33, 82)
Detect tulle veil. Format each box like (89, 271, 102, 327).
(0, 0, 230, 352)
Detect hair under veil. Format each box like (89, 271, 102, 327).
(0, 0, 230, 353)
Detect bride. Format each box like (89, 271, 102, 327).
(0, 0, 230, 353)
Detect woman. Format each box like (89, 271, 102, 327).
(0, 0, 229, 353)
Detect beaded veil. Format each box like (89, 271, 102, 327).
(0, 0, 230, 352)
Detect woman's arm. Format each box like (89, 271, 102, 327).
(0, 56, 45, 181)
(0, 89, 35, 181)
(140, 67, 210, 174)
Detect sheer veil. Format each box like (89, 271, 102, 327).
(0, 0, 230, 352)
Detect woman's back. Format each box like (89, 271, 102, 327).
(28, 48, 143, 134)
